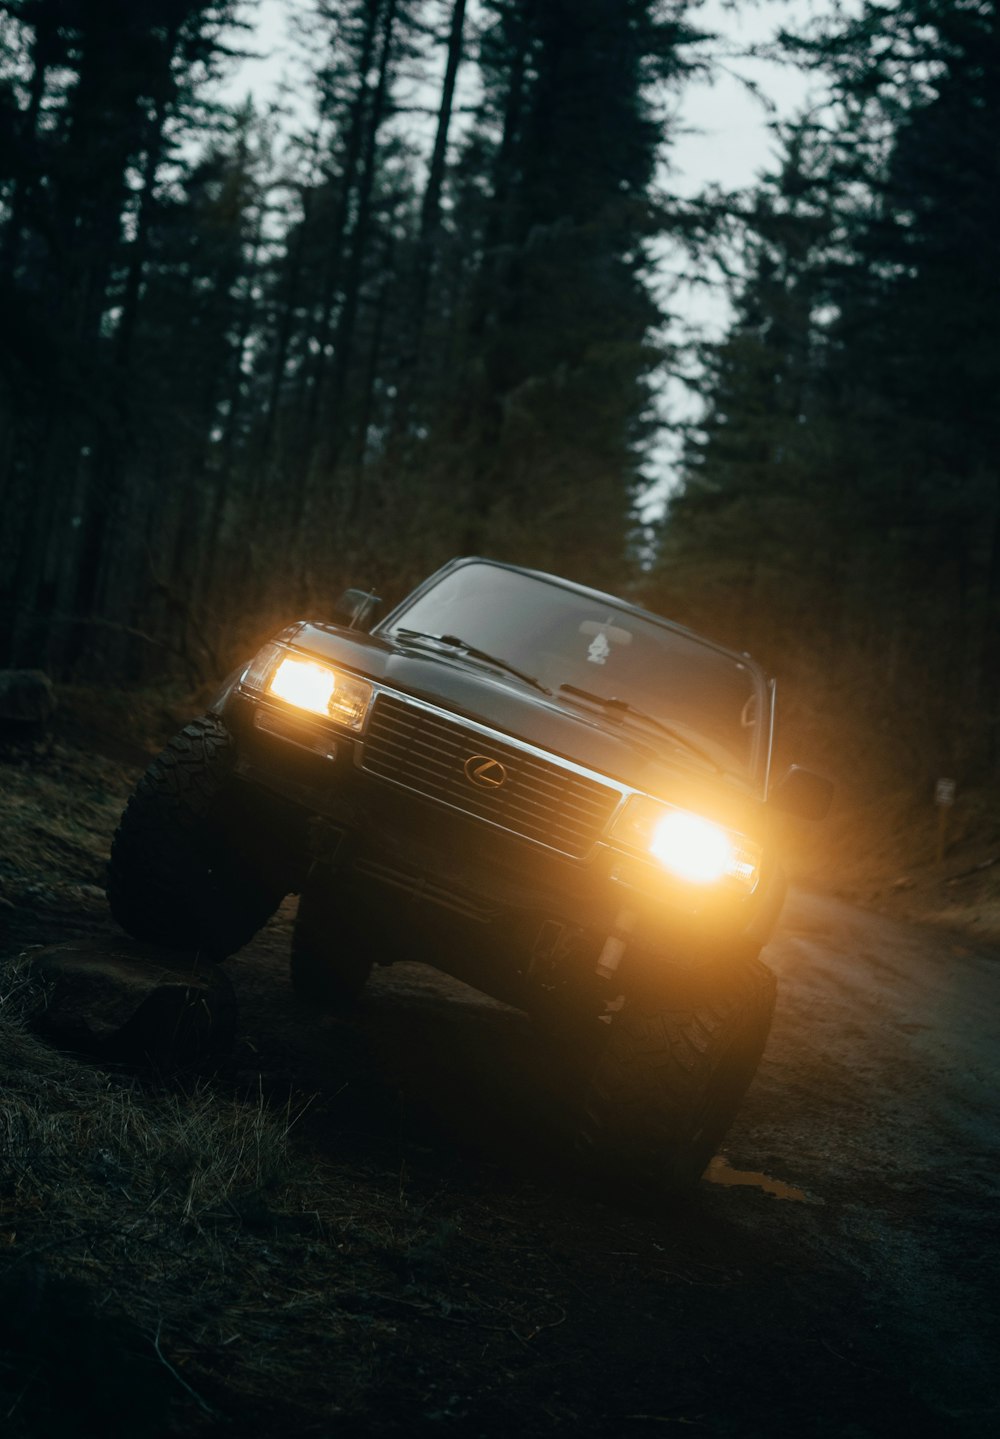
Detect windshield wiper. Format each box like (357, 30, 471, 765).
(394, 629, 551, 695)
(558, 684, 722, 772)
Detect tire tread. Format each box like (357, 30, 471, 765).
(577, 957, 777, 1195)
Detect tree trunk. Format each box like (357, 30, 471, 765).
(347, 241, 393, 525)
(409, 0, 467, 364)
(308, 0, 398, 495)
(0, 7, 54, 276)
(116, 81, 173, 370)
(300, 0, 384, 431)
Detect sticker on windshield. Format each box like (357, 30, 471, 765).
(587, 632, 611, 665)
(580, 618, 631, 666)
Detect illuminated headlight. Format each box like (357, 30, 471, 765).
(241, 644, 373, 732)
(610, 796, 760, 893)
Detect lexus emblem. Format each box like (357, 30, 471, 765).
(464, 754, 507, 789)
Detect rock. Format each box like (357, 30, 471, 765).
(0, 669, 56, 734)
(27, 941, 237, 1072)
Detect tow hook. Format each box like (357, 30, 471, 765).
(596, 908, 637, 979)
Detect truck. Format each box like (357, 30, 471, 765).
(108, 557, 831, 1193)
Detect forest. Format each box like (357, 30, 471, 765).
(1, 0, 997, 867)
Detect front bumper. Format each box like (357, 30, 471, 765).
(219, 686, 782, 978)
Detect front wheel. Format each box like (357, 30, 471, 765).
(575, 956, 776, 1197)
(107, 715, 284, 958)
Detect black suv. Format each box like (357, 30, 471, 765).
(108, 558, 830, 1193)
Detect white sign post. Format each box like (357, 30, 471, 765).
(935, 778, 956, 862)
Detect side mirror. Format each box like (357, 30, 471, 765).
(331, 587, 382, 632)
(768, 765, 834, 821)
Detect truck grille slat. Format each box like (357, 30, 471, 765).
(362, 694, 619, 859)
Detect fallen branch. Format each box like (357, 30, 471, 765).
(153, 1319, 218, 1417)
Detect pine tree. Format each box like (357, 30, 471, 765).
(656, 0, 1000, 780)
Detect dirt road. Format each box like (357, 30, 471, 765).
(723, 890, 999, 1430)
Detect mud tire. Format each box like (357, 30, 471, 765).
(290, 867, 374, 1008)
(107, 715, 283, 958)
(576, 957, 777, 1196)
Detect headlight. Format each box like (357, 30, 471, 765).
(610, 796, 760, 893)
(241, 645, 373, 732)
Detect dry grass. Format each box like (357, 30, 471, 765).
(0, 952, 570, 1435)
(0, 957, 327, 1432)
(0, 957, 457, 1435)
(0, 683, 205, 925)
(0, 744, 133, 909)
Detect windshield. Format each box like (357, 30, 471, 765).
(382, 561, 766, 780)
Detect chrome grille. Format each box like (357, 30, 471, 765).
(361, 693, 620, 859)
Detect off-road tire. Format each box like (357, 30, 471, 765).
(290, 867, 375, 1007)
(576, 956, 777, 1196)
(107, 715, 283, 958)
